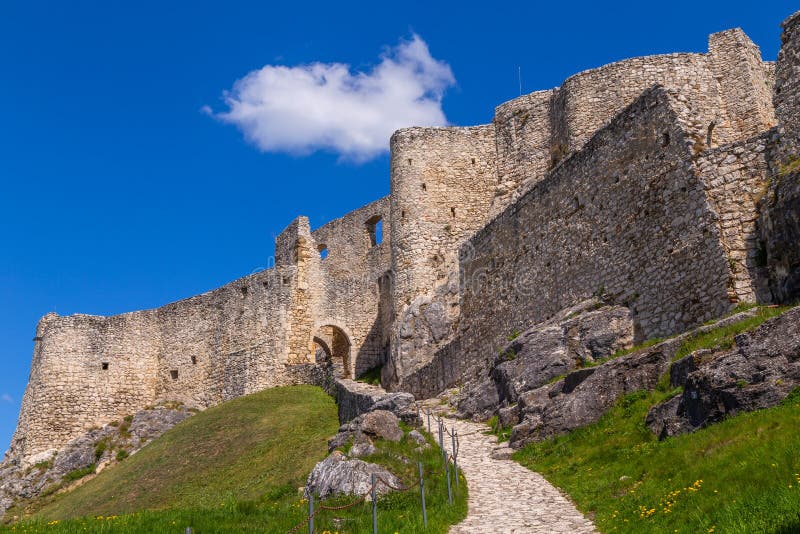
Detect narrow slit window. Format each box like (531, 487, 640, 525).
(191, 356, 197, 365)
(450, 207, 456, 218)
(366, 215, 383, 246)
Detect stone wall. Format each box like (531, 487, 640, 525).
(10, 14, 795, 461)
(402, 87, 736, 397)
(386, 126, 497, 386)
(11, 266, 299, 460)
(696, 132, 776, 303)
(758, 11, 800, 304)
(11, 199, 393, 460)
(775, 12, 800, 150)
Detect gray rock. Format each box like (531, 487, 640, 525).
(408, 430, 427, 445)
(457, 300, 633, 420)
(507, 308, 768, 449)
(645, 394, 694, 439)
(333, 379, 419, 426)
(649, 306, 800, 437)
(359, 410, 403, 442)
(759, 169, 800, 304)
(349, 436, 377, 458)
(305, 452, 401, 500)
(491, 446, 514, 460)
(370, 393, 418, 424)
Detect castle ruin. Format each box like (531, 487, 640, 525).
(10, 13, 800, 464)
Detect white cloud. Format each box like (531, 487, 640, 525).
(1, 394, 12, 404)
(208, 35, 456, 162)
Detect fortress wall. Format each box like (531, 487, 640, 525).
(11, 312, 160, 461)
(708, 29, 776, 140)
(402, 88, 734, 397)
(389, 126, 498, 314)
(386, 125, 497, 384)
(775, 12, 800, 150)
(758, 11, 800, 304)
(310, 196, 392, 376)
(11, 266, 299, 460)
(551, 53, 720, 159)
(695, 132, 774, 303)
(491, 90, 554, 214)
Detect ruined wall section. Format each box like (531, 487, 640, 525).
(310, 196, 392, 376)
(775, 12, 800, 151)
(551, 53, 722, 160)
(386, 126, 497, 386)
(10, 265, 299, 461)
(402, 88, 735, 397)
(708, 29, 776, 141)
(491, 90, 554, 214)
(758, 10, 800, 304)
(696, 132, 775, 303)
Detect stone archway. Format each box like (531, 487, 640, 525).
(311, 325, 352, 379)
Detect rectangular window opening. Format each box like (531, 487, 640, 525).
(170, 370, 179, 380)
(101, 362, 109, 370)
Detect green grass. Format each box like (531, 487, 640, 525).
(672, 305, 790, 361)
(486, 416, 512, 443)
(357, 366, 382, 386)
(515, 389, 800, 533)
(4, 385, 466, 533)
(583, 304, 789, 370)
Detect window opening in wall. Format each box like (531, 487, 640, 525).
(422, 183, 426, 191)
(401, 210, 406, 219)
(283, 276, 291, 285)
(471, 158, 476, 165)
(450, 207, 456, 217)
(366, 215, 383, 246)
(240, 286, 248, 297)
(318, 244, 329, 260)
(707, 122, 716, 148)
(661, 132, 671, 147)
(170, 370, 179, 380)
(408, 158, 412, 165)
(101, 362, 109, 370)
(191, 356, 197, 365)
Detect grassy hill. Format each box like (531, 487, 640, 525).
(4, 385, 466, 533)
(516, 389, 800, 533)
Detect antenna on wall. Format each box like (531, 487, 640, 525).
(518, 66, 522, 96)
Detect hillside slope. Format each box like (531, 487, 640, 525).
(26, 385, 338, 520)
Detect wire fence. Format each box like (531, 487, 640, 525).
(282, 403, 464, 534)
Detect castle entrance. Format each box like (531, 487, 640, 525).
(311, 325, 352, 379)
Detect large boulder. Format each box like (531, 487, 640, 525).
(359, 410, 403, 442)
(305, 452, 401, 500)
(647, 306, 800, 438)
(456, 300, 634, 420)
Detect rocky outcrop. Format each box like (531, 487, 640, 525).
(0, 404, 194, 518)
(304, 451, 401, 500)
(497, 308, 764, 449)
(759, 170, 800, 303)
(455, 299, 634, 420)
(334, 378, 417, 425)
(647, 306, 800, 438)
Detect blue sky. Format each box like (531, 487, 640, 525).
(0, 1, 795, 452)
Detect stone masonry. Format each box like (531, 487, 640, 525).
(9, 12, 800, 464)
